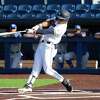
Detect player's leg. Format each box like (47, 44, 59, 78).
(43, 46, 72, 92)
(19, 52, 23, 68)
(10, 54, 14, 68)
(26, 50, 43, 87)
(18, 45, 43, 93)
(64, 52, 75, 68)
(81, 52, 89, 68)
(11, 52, 22, 68)
(54, 53, 64, 70)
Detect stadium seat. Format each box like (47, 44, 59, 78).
(31, 0, 44, 4)
(96, 13, 100, 19)
(5, 0, 44, 5)
(46, 12, 57, 20)
(0, 14, 4, 19)
(76, 4, 90, 14)
(91, 4, 100, 14)
(0, 5, 4, 19)
(61, 4, 75, 13)
(46, 0, 60, 4)
(80, 13, 95, 19)
(17, 12, 46, 20)
(0, 5, 3, 13)
(3, 5, 17, 14)
(50, 13, 57, 18)
(6, 13, 19, 20)
(32, 4, 46, 13)
(18, 5, 32, 14)
(4, 0, 21, 4)
(60, 0, 81, 4)
(17, 13, 35, 20)
(70, 13, 76, 18)
(70, 13, 81, 19)
(46, 4, 60, 14)
(84, 0, 92, 4)
(36, 12, 48, 20)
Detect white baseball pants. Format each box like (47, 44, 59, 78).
(28, 42, 64, 84)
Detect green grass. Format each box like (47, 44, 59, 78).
(0, 79, 59, 88)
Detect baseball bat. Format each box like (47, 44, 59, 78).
(0, 30, 26, 36)
(0, 20, 51, 37)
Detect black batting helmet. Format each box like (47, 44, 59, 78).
(57, 10, 70, 20)
(10, 24, 17, 29)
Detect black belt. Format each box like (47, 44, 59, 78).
(41, 40, 51, 44)
(41, 40, 58, 49)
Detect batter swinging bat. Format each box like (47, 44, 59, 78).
(0, 30, 26, 36)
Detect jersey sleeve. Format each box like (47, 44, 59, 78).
(36, 26, 54, 34)
(14, 32, 22, 37)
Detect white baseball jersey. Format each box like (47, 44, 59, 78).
(37, 23, 67, 44)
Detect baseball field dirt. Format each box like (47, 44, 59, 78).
(0, 74, 100, 100)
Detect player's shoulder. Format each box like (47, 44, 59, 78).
(14, 32, 22, 37)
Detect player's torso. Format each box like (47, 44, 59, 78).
(10, 43, 21, 53)
(41, 23, 67, 44)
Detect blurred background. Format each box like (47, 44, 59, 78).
(0, 0, 100, 74)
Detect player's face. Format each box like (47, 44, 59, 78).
(55, 19, 68, 24)
(75, 29, 81, 34)
(11, 28, 17, 32)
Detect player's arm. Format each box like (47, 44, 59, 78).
(26, 21, 51, 34)
(23, 20, 53, 37)
(32, 21, 51, 29)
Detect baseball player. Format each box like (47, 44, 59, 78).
(65, 25, 89, 68)
(54, 43, 67, 69)
(18, 10, 72, 93)
(9, 24, 23, 68)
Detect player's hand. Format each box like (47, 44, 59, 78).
(26, 29, 35, 34)
(24, 29, 37, 37)
(41, 21, 50, 27)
